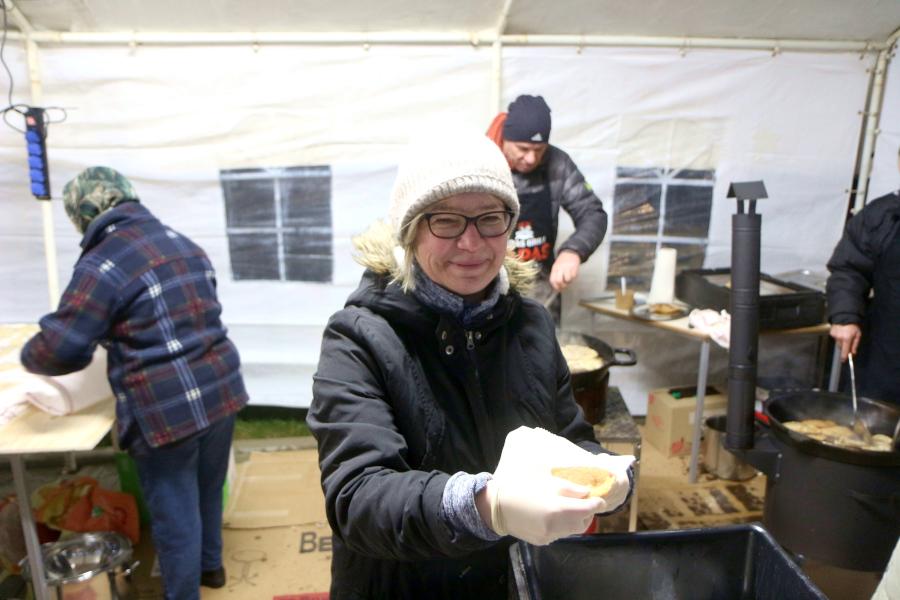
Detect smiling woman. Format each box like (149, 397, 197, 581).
(306, 130, 632, 599)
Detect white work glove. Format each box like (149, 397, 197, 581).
(486, 426, 635, 545)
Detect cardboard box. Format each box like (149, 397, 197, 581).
(645, 385, 728, 457)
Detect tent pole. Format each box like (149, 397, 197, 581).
(8, 1, 60, 309)
(4, 30, 884, 54)
(491, 0, 514, 114)
(27, 39, 60, 310)
(491, 41, 503, 115)
(853, 26, 900, 213)
(500, 34, 882, 53)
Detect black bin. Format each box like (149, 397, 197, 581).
(509, 523, 826, 600)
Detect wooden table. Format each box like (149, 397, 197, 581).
(0, 324, 115, 600)
(579, 298, 831, 484)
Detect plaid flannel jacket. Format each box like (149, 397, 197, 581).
(21, 202, 248, 450)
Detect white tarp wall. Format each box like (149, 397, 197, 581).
(869, 53, 900, 199)
(0, 42, 879, 412)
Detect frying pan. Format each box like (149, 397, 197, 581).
(764, 390, 900, 467)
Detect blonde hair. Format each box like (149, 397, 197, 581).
(349, 218, 422, 292)
(395, 213, 424, 292)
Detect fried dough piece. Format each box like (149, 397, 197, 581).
(551, 466, 615, 497)
(561, 344, 599, 361)
(820, 425, 854, 438)
(805, 419, 838, 429)
(649, 303, 682, 316)
(784, 421, 815, 434)
(561, 344, 605, 374)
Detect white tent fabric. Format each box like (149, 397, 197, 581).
(0, 42, 887, 410)
(868, 54, 900, 200)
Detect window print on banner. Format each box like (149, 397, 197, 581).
(220, 166, 333, 283)
(607, 166, 715, 290)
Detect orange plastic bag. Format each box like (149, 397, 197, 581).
(33, 477, 140, 546)
(32, 476, 96, 528)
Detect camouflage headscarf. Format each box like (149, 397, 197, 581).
(63, 167, 139, 234)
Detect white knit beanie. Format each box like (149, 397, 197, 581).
(389, 131, 519, 239)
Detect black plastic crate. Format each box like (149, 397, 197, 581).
(509, 523, 826, 600)
(675, 268, 825, 329)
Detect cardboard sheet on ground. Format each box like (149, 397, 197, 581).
(133, 449, 333, 599)
(224, 450, 327, 529)
(132, 523, 333, 600)
(638, 479, 765, 531)
(204, 525, 332, 599)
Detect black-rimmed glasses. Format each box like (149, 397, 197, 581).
(423, 210, 514, 239)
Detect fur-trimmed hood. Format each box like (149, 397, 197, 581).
(351, 220, 537, 295)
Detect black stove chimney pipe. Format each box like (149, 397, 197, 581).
(725, 181, 767, 450)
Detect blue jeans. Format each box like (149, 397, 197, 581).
(133, 415, 235, 600)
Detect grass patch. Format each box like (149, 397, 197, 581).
(234, 417, 311, 440)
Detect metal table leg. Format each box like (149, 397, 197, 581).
(828, 344, 842, 392)
(63, 451, 77, 474)
(628, 439, 641, 532)
(688, 340, 711, 484)
(11, 454, 51, 600)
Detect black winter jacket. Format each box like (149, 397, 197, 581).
(826, 191, 900, 325)
(307, 229, 602, 599)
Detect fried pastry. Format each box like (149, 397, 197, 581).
(551, 466, 615, 497)
(649, 303, 682, 316)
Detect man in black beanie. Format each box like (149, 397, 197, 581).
(487, 94, 607, 322)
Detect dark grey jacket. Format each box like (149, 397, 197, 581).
(512, 145, 608, 262)
(826, 191, 900, 325)
(307, 227, 602, 599)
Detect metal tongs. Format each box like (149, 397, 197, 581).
(848, 354, 874, 444)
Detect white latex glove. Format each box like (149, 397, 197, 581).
(485, 426, 627, 545)
(486, 473, 604, 546)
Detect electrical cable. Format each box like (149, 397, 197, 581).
(0, 0, 15, 108)
(1, 101, 26, 132)
(0, 2, 66, 135)
(0, 0, 27, 132)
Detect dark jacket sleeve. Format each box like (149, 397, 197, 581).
(308, 308, 486, 562)
(21, 264, 116, 375)
(826, 209, 874, 325)
(547, 147, 608, 262)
